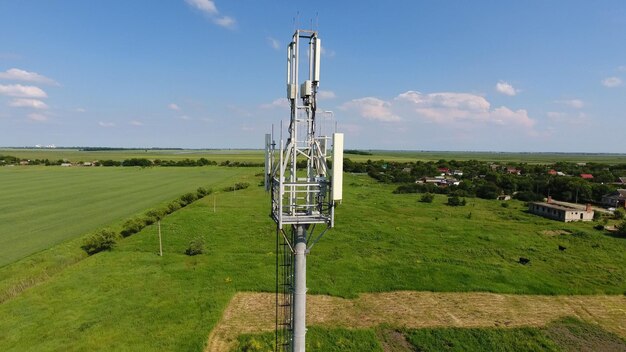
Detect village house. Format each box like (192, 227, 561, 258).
(506, 167, 521, 175)
(528, 197, 594, 222)
(437, 167, 450, 175)
(602, 189, 626, 208)
(580, 173, 594, 180)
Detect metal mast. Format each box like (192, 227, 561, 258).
(265, 29, 344, 352)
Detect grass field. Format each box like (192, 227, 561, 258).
(235, 317, 626, 352)
(0, 166, 254, 266)
(3, 148, 626, 164)
(1, 172, 626, 351)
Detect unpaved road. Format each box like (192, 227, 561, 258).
(205, 291, 626, 352)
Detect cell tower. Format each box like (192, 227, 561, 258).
(265, 29, 344, 352)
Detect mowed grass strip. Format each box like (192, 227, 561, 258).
(0, 166, 253, 266)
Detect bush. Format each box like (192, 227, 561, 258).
(447, 195, 466, 206)
(614, 208, 625, 220)
(420, 193, 435, 203)
(223, 182, 250, 192)
(81, 229, 119, 255)
(166, 201, 181, 214)
(501, 202, 510, 208)
(145, 209, 166, 224)
(196, 187, 211, 198)
(593, 211, 602, 221)
(179, 192, 198, 207)
(617, 221, 626, 236)
(120, 218, 145, 237)
(185, 237, 205, 256)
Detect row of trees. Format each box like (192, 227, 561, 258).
(344, 159, 625, 204)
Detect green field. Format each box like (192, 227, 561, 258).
(3, 148, 626, 164)
(1, 148, 265, 163)
(237, 317, 626, 351)
(1, 171, 626, 351)
(0, 166, 254, 266)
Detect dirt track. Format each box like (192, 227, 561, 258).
(205, 291, 626, 352)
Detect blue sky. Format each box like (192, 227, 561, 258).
(0, 1, 625, 152)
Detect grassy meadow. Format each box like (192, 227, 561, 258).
(236, 317, 626, 351)
(1, 171, 626, 351)
(0, 166, 254, 266)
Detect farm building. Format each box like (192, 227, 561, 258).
(602, 189, 626, 208)
(528, 200, 594, 222)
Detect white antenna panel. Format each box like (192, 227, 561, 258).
(314, 38, 321, 82)
(332, 133, 344, 201)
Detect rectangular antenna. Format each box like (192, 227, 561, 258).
(313, 38, 321, 82)
(332, 133, 344, 201)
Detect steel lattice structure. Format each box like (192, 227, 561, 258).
(265, 29, 343, 352)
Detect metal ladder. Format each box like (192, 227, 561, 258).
(276, 229, 294, 351)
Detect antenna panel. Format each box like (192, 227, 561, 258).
(314, 38, 321, 82)
(332, 133, 344, 201)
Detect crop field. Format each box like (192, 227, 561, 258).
(1, 148, 265, 163)
(0, 166, 254, 266)
(4, 148, 626, 164)
(1, 171, 626, 351)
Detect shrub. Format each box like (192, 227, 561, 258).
(614, 208, 625, 220)
(420, 193, 435, 203)
(223, 182, 250, 192)
(501, 202, 510, 208)
(617, 221, 626, 236)
(179, 192, 198, 207)
(196, 187, 211, 198)
(166, 201, 181, 214)
(120, 218, 145, 237)
(145, 209, 166, 224)
(81, 229, 119, 255)
(593, 211, 602, 221)
(447, 195, 466, 206)
(185, 237, 205, 256)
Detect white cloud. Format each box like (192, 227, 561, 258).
(177, 115, 191, 120)
(557, 99, 584, 109)
(98, 121, 115, 127)
(185, 0, 236, 29)
(168, 103, 181, 111)
(0, 68, 58, 85)
(0, 84, 47, 98)
(267, 37, 280, 50)
(129, 120, 143, 126)
(317, 90, 336, 99)
(342, 90, 536, 129)
(27, 113, 48, 122)
(9, 98, 49, 109)
(602, 77, 622, 88)
(341, 97, 400, 122)
(75, 107, 86, 113)
(495, 81, 518, 96)
(260, 98, 289, 109)
(185, 0, 217, 14)
(214, 16, 236, 29)
(618, 66, 626, 72)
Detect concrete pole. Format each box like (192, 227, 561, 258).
(292, 225, 307, 352)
